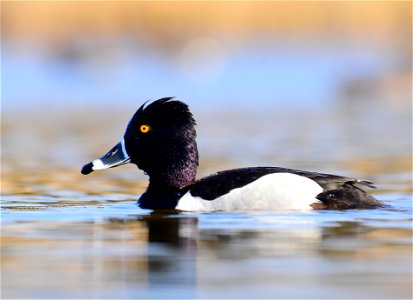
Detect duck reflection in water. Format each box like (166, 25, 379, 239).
(137, 212, 198, 297)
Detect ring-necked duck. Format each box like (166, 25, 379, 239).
(81, 97, 383, 211)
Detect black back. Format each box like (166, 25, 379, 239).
(187, 167, 382, 209)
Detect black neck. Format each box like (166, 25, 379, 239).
(137, 138, 196, 209)
(138, 185, 186, 209)
(144, 137, 198, 190)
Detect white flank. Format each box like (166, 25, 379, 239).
(176, 173, 323, 212)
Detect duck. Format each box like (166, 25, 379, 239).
(81, 97, 383, 211)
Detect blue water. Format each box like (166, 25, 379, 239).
(1, 191, 412, 299)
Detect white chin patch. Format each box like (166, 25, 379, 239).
(92, 159, 107, 170)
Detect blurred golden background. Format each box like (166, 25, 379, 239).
(2, 1, 412, 193)
(3, 1, 411, 43)
(3, 1, 411, 109)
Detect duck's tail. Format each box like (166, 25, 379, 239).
(312, 180, 384, 210)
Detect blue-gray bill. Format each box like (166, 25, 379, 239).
(81, 139, 130, 175)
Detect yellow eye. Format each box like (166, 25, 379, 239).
(140, 124, 150, 133)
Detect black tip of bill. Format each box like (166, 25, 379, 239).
(80, 138, 130, 176)
(81, 162, 94, 175)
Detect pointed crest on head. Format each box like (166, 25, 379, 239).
(129, 97, 196, 131)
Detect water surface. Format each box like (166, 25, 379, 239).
(2, 105, 412, 299)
